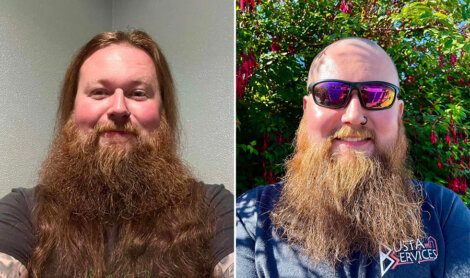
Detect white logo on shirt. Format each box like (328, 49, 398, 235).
(379, 236, 438, 276)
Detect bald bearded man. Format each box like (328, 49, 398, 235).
(236, 38, 470, 277)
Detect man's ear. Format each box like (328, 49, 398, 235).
(397, 99, 404, 118)
(303, 95, 310, 111)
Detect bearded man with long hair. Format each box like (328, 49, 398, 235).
(0, 30, 233, 277)
(236, 38, 470, 277)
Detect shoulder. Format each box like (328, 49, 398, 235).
(200, 184, 234, 265)
(236, 183, 283, 234)
(0, 187, 35, 209)
(0, 187, 36, 267)
(0, 187, 36, 223)
(237, 183, 283, 216)
(418, 181, 469, 220)
(202, 183, 233, 209)
(417, 181, 470, 235)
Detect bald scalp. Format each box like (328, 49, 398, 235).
(308, 38, 399, 85)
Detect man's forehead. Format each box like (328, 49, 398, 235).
(308, 39, 398, 84)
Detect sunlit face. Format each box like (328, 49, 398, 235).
(303, 40, 404, 157)
(74, 43, 162, 148)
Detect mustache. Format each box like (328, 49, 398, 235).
(94, 122, 139, 136)
(328, 125, 375, 141)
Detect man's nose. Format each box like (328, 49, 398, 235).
(341, 90, 365, 126)
(108, 89, 130, 123)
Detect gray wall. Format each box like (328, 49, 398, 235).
(0, 0, 234, 196)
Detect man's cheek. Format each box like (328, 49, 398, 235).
(73, 107, 101, 131)
(134, 105, 162, 131)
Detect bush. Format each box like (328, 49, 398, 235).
(236, 0, 470, 208)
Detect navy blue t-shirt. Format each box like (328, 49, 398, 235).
(236, 182, 470, 277)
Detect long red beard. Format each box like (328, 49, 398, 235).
(30, 118, 214, 277)
(271, 118, 424, 265)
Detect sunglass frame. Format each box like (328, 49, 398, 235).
(307, 79, 400, 111)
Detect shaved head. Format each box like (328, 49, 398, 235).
(308, 38, 399, 85)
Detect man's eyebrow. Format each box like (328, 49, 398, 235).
(85, 79, 156, 88)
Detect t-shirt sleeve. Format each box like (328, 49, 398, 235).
(204, 184, 234, 264)
(236, 190, 258, 278)
(0, 187, 36, 266)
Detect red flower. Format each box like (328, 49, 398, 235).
(451, 123, 457, 138)
(271, 36, 281, 52)
(339, 0, 353, 14)
(240, 0, 245, 10)
(288, 45, 294, 54)
(236, 51, 257, 99)
(430, 130, 437, 144)
(404, 75, 415, 86)
(447, 75, 454, 82)
(437, 160, 443, 169)
(448, 177, 468, 195)
(239, 0, 258, 12)
(448, 155, 455, 166)
(261, 133, 270, 151)
(458, 78, 464, 86)
(439, 54, 444, 69)
(450, 54, 457, 66)
(462, 178, 468, 194)
(446, 132, 451, 146)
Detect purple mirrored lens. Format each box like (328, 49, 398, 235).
(313, 82, 349, 107)
(360, 84, 394, 108)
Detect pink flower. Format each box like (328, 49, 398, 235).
(446, 132, 451, 146)
(430, 130, 437, 144)
(450, 54, 457, 66)
(339, 0, 353, 14)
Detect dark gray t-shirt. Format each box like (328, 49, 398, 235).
(0, 184, 233, 267)
(236, 182, 470, 277)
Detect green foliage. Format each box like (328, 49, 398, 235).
(236, 0, 470, 208)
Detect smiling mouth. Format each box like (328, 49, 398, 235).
(336, 137, 372, 142)
(99, 130, 137, 144)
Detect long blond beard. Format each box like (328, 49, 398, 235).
(271, 118, 424, 265)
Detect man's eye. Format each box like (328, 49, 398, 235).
(90, 89, 108, 99)
(131, 90, 148, 99)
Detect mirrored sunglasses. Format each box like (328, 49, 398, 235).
(308, 80, 399, 110)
